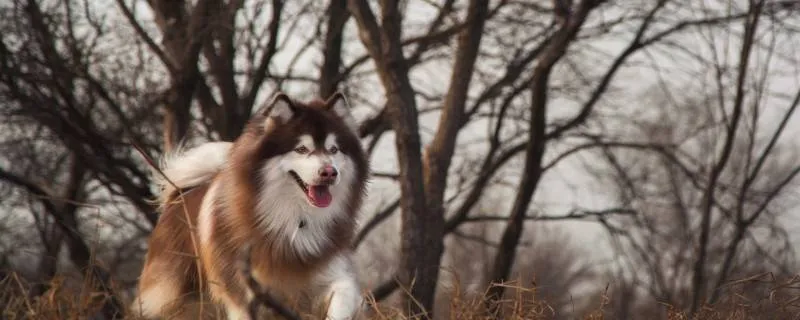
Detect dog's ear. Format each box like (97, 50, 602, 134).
(325, 92, 359, 134)
(261, 92, 296, 126)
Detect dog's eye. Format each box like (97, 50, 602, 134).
(294, 146, 309, 154)
(329, 146, 339, 154)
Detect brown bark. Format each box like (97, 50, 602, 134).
(349, 0, 484, 143)
(419, 0, 490, 314)
(349, 1, 491, 316)
(201, 0, 243, 140)
(425, 0, 490, 227)
(147, 0, 218, 151)
(319, 0, 350, 97)
(484, 0, 603, 312)
(348, 0, 435, 315)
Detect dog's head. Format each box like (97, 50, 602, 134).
(237, 92, 368, 216)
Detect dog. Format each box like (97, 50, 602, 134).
(132, 92, 369, 320)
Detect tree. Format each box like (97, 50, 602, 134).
(347, 0, 492, 315)
(586, 0, 800, 314)
(1, 0, 799, 318)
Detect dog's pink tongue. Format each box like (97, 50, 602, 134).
(307, 185, 332, 208)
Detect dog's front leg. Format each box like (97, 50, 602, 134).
(324, 277, 361, 320)
(318, 255, 363, 320)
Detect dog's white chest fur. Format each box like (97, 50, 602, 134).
(197, 179, 361, 320)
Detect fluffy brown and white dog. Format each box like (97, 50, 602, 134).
(132, 92, 369, 320)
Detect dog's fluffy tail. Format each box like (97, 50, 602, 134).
(154, 141, 232, 206)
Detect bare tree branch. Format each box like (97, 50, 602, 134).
(486, 0, 606, 310)
(463, 208, 637, 223)
(115, 0, 176, 74)
(691, 0, 764, 311)
(352, 198, 401, 249)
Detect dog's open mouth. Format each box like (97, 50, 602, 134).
(289, 171, 332, 208)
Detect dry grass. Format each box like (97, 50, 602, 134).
(1, 272, 118, 320)
(2, 270, 800, 320)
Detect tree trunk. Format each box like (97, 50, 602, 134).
(319, 0, 350, 97)
(348, 0, 436, 315)
(484, 0, 602, 313)
(420, 0, 489, 316)
(148, 0, 217, 151)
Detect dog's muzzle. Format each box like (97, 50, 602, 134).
(289, 170, 335, 208)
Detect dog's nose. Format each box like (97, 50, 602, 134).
(319, 166, 338, 178)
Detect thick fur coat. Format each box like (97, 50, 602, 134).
(132, 92, 369, 320)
